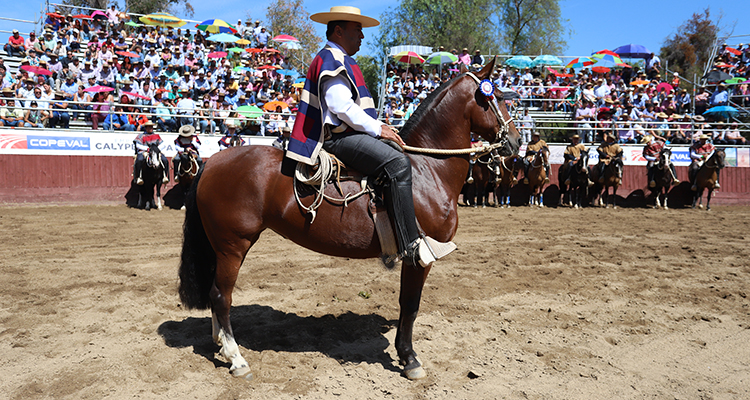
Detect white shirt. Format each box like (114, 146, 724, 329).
(319, 41, 383, 137)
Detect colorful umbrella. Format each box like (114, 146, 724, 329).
(264, 48, 281, 54)
(116, 51, 139, 58)
(565, 57, 594, 69)
(245, 48, 263, 53)
(532, 55, 563, 67)
(292, 82, 304, 88)
(20, 65, 52, 76)
(257, 64, 280, 70)
(424, 51, 458, 65)
(236, 39, 252, 45)
(725, 47, 742, 56)
(703, 105, 738, 119)
(196, 19, 237, 34)
(655, 82, 673, 93)
(140, 12, 186, 28)
(124, 21, 143, 27)
(505, 55, 533, 69)
(237, 105, 264, 119)
(263, 100, 289, 111)
(227, 47, 244, 53)
(46, 12, 64, 19)
(276, 69, 299, 77)
(590, 53, 627, 68)
(84, 85, 115, 93)
(593, 49, 619, 57)
(71, 14, 92, 19)
(630, 79, 650, 86)
(207, 51, 228, 58)
(121, 91, 150, 100)
(592, 66, 610, 74)
(725, 77, 746, 84)
(91, 10, 108, 21)
(233, 66, 254, 73)
(206, 33, 239, 43)
(272, 34, 298, 42)
(393, 51, 425, 64)
(613, 44, 651, 59)
(282, 42, 302, 50)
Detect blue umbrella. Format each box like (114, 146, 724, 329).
(613, 44, 651, 59)
(277, 69, 299, 79)
(531, 55, 563, 67)
(206, 33, 240, 43)
(505, 55, 533, 69)
(703, 106, 738, 119)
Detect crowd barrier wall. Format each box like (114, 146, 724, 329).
(1, 128, 749, 205)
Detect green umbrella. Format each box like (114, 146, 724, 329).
(237, 105, 264, 119)
(227, 47, 244, 53)
(125, 21, 143, 27)
(725, 77, 745, 84)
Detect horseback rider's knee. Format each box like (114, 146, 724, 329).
(383, 155, 412, 183)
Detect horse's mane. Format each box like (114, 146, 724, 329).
(399, 74, 466, 140)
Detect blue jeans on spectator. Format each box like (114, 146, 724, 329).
(618, 138, 636, 144)
(50, 111, 70, 128)
(4, 43, 24, 57)
(157, 118, 177, 132)
(199, 119, 216, 134)
(178, 116, 195, 128)
(24, 122, 44, 128)
(102, 122, 136, 131)
(2, 120, 21, 127)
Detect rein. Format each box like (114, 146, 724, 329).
(402, 72, 512, 158)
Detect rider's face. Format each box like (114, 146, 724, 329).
(335, 22, 363, 56)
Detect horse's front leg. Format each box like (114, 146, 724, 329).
(156, 182, 163, 210)
(395, 261, 432, 380)
(706, 188, 713, 211)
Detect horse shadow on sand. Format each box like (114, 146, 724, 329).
(123, 183, 187, 210)
(157, 305, 400, 372)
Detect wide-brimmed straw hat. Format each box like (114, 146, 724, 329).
(310, 6, 379, 27)
(179, 125, 196, 137)
(699, 134, 709, 140)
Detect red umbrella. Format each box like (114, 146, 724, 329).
(21, 65, 52, 76)
(121, 91, 150, 100)
(592, 66, 610, 73)
(726, 47, 742, 56)
(264, 48, 281, 54)
(655, 82, 673, 93)
(46, 12, 64, 19)
(257, 64, 280, 70)
(116, 51, 139, 58)
(272, 34, 298, 42)
(84, 85, 115, 93)
(72, 14, 92, 19)
(207, 51, 228, 58)
(556, 73, 574, 78)
(245, 48, 263, 53)
(548, 87, 569, 92)
(594, 49, 619, 57)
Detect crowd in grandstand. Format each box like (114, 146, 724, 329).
(1, 7, 748, 146)
(1, 8, 298, 136)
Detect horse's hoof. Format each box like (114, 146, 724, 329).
(664, 206, 669, 210)
(181, 205, 186, 211)
(404, 366, 427, 380)
(157, 205, 163, 210)
(613, 206, 618, 209)
(231, 366, 253, 381)
(698, 204, 704, 209)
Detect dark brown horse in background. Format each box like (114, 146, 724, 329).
(494, 154, 521, 207)
(649, 147, 675, 209)
(525, 149, 548, 207)
(692, 149, 725, 211)
(591, 156, 623, 208)
(177, 60, 521, 381)
(463, 153, 493, 207)
(558, 151, 589, 208)
(176, 150, 200, 210)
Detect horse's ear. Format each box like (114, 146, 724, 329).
(459, 63, 469, 74)
(477, 56, 496, 80)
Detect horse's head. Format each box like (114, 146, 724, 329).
(465, 58, 521, 156)
(714, 148, 726, 169)
(577, 151, 589, 171)
(659, 147, 672, 167)
(146, 143, 161, 168)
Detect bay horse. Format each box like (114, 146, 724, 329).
(525, 149, 548, 207)
(463, 153, 493, 207)
(649, 147, 675, 209)
(493, 154, 521, 208)
(136, 143, 164, 210)
(176, 150, 201, 210)
(177, 60, 521, 381)
(558, 152, 589, 208)
(691, 149, 725, 211)
(591, 156, 623, 208)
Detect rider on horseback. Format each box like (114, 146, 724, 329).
(133, 121, 169, 185)
(287, 6, 455, 268)
(561, 134, 590, 186)
(521, 131, 550, 184)
(642, 134, 679, 188)
(596, 133, 623, 183)
(173, 124, 203, 183)
(690, 134, 720, 191)
(218, 122, 245, 150)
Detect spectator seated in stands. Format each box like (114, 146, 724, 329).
(102, 106, 135, 131)
(723, 123, 747, 145)
(23, 100, 48, 128)
(5, 29, 26, 57)
(709, 83, 729, 107)
(0, 99, 26, 127)
(153, 92, 177, 132)
(49, 91, 70, 128)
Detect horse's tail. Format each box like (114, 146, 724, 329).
(178, 168, 215, 310)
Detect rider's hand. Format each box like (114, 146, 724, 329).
(380, 124, 405, 147)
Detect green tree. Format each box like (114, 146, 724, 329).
(496, 0, 568, 55)
(264, 0, 322, 72)
(356, 55, 382, 106)
(659, 8, 720, 81)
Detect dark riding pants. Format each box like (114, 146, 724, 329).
(323, 132, 420, 254)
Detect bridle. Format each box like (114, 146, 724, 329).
(466, 72, 514, 149)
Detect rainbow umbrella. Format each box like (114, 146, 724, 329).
(424, 51, 458, 65)
(195, 19, 237, 34)
(206, 33, 239, 43)
(140, 12, 185, 28)
(590, 53, 627, 68)
(565, 57, 594, 69)
(393, 51, 425, 64)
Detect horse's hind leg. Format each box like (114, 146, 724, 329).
(396, 261, 432, 380)
(706, 189, 713, 211)
(210, 236, 258, 380)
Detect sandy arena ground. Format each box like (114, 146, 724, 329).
(0, 204, 749, 399)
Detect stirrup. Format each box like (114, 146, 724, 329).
(523, 178, 529, 184)
(136, 177, 144, 185)
(672, 179, 680, 184)
(174, 176, 180, 183)
(412, 236, 456, 268)
(466, 177, 474, 184)
(649, 180, 656, 188)
(543, 177, 550, 184)
(162, 175, 169, 184)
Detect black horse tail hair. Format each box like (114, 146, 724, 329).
(178, 168, 215, 310)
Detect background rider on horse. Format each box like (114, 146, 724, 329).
(560, 134, 589, 186)
(521, 131, 550, 184)
(173, 125, 203, 184)
(218, 122, 245, 150)
(133, 121, 169, 185)
(595, 133, 623, 183)
(642, 134, 679, 188)
(286, 6, 455, 267)
(689, 134, 721, 191)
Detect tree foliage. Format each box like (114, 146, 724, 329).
(356, 55, 382, 106)
(659, 8, 720, 80)
(373, 0, 567, 57)
(497, 0, 568, 55)
(264, 0, 322, 72)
